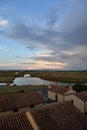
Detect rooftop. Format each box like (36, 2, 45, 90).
(48, 84, 69, 95)
(0, 112, 33, 130)
(31, 101, 87, 130)
(0, 91, 44, 112)
(75, 91, 87, 102)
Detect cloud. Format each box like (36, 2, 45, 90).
(46, 11, 59, 28)
(6, 0, 87, 51)
(0, 61, 38, 70)
(28, 45, 87, 70)
(6, 21, 60, 50)
(20, 62, 38, 65)
(0, 62, 23, 70)
(58, 0, 87, 47)
(14, 55, 29, 59)
(0, 17, 8, 26)
(0, 0, 87, 70)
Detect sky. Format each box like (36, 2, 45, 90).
(0, 0, 87, 70)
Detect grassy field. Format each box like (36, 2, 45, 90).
(0, 85, 47, 95)
(0, 71, 87, 95)
(0, 71, 25, 83)
(0, 71, 87, 84)
(0, 77, 14, 84)
(29, 71, 87, 83)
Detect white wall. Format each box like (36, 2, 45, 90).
(48, 91, 56, 101)
(65, 95, 85, 113)
(85, 101, 87, 113)
(58, 93, 64, 103)
(48, 91, 64, 102)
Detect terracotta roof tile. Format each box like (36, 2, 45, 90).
(0, 112, 33, 130)
(0, 91, 44, 111)
(31, 101, 87, 130)
(48, 84, 68, 95)
(75, 91, 87, 101)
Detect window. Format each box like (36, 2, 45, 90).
(55, 94, 58, 102)
(13, 108, 18, 112)
(85, 112, 87, 115)
(30, 105, 34, 108)
(71, 99, 73, 104)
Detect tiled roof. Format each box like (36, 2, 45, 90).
(48, 84, 68, 95)
(75, 91, 87, 101)
(0, 91, 44, 112)
(31, 101, 87, 130)
(0, 112, 33, 130)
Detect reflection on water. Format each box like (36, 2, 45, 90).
(13, 77, 75, 86)
(0, 73, 76, 86)
(0, 83, 7, 86)
(13, 77, 55, 86)
(24, 74, 30, 78)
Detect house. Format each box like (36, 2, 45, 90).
(0, 112, 33, 130)
(0, 102, 87, 130)
(0, 91, 44, 116)
(48, 85, 87, 114)
(28, 101, 87, 130)
(65, 91, 87, 113)
(48, 84, 76, 102)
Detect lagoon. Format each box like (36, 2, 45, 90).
(11, 75, 73, 86)
(13, 77, 55, 86)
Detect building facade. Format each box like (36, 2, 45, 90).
(0, 91, 44, 116)
(48, 85, 76, 103)
(65, 91, 87, 113)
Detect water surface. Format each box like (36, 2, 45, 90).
(0, 83, 7, 86)
(13, 77, 55, 86)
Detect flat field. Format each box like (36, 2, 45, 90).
(0, 85, 47, 95)
(0, 71, 25, 83)
(30, 71, 87, 83)
(0, 71, 87, 84)
(0, 71, 87, 95)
